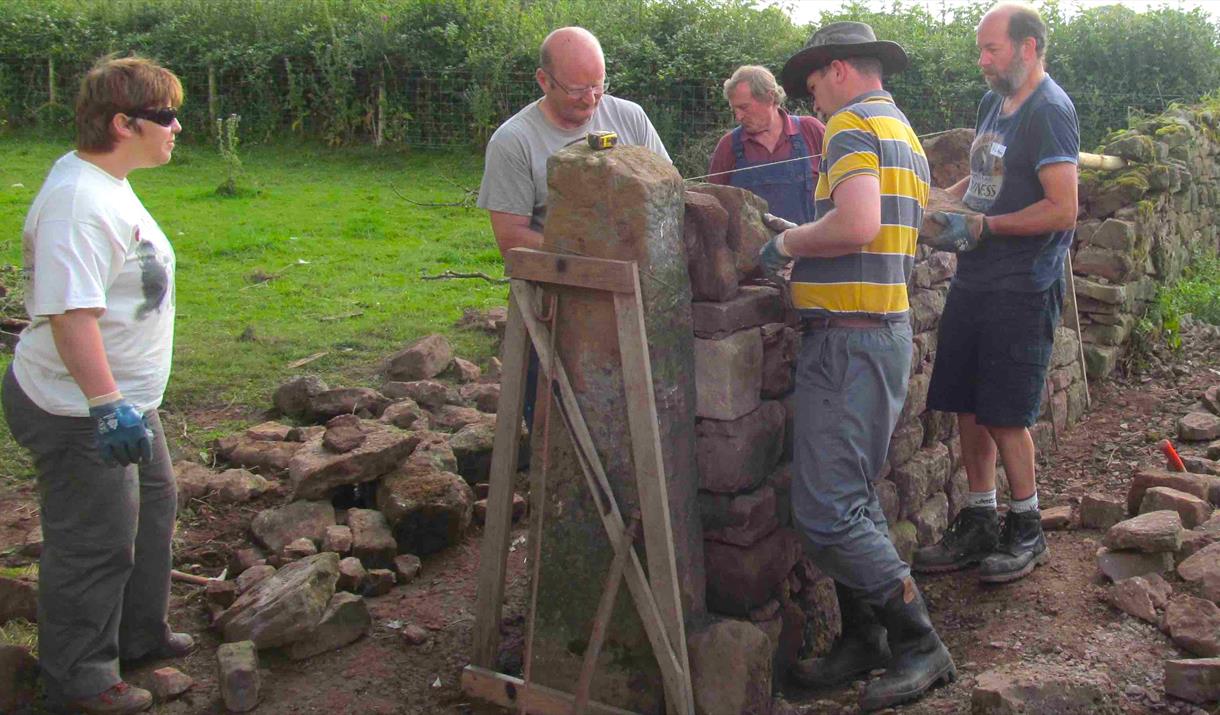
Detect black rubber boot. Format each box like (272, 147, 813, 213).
(978, 508, 1049, 583)
(790, 581, 891, 689)
(859, 578, 956, 712)
(911, 505, 999, 573)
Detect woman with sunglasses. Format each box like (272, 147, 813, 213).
(3, 55, 188, 715)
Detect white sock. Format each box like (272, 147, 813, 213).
(1010, 491, 1039, 513)
(966, 490, 997, 509)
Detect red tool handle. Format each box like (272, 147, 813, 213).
(1160, 439, 1186, 472)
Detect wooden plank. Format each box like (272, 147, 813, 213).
(510, 280, 689, 711)
(1064, 251, 1091, 409)
(573, 515, 641, 714)
(471, 293, 532, 669)
(613, 280, 695, 715)
(505, 248, 637, 294)
(461, 665, 640, 715)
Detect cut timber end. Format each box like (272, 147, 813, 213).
(1078, 151, 1127, 171)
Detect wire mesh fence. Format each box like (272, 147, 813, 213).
(0, 54, 1199, 177)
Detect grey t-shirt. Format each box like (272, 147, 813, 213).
(477, 94, 670, 232)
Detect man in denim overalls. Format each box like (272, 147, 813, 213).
(707, 65, 825, 223)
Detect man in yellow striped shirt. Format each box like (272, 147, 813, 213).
(762, 21, 954, 712)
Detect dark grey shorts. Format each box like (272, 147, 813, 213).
(927, 279, 1064, 427)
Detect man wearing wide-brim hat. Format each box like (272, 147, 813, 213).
(757, 20, 956, 712)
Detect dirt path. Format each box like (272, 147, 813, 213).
(2, 320, 1218, 714)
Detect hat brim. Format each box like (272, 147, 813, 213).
(780, 41, 909, 99)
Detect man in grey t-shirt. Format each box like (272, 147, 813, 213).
(477, 26, 669, 253)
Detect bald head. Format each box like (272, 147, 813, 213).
(982, 2, 1047, 59)
(539, 26, 604, 74)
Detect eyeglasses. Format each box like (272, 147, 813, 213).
(126, 107, 178, 127)
(543, 69, 608, 99)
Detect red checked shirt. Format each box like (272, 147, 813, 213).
(707, 108, 826, 185)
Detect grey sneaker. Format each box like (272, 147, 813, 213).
(911, 506, 998, 573)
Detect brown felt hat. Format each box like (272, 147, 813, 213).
(780, 21, 909, 99)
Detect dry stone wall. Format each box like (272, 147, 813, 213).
(1076, 105, 1220, 378)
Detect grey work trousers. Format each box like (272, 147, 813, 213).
(790, 322, 913, 606)
(2, 367, 176, 701)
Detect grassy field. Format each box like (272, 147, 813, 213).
(0, 133, 506, 482)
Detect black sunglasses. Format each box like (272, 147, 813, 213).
(126, 107, 178, 127)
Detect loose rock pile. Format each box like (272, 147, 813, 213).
(169, 330, 526, 707)
(1092, 384, 1220, 705)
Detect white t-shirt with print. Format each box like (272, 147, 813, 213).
(13, 151, 176, 417)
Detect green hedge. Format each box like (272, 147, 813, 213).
(1, 0, 1217, 158)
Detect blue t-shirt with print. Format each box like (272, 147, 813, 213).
(955, 75, 1079, 292)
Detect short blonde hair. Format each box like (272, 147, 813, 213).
(723, 65, 785, 106)
(76, 55, 184, 153)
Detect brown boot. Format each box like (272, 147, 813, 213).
(67, 682, 152, 715)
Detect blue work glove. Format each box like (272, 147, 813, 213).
(919, 211, 985, 253)
(758, 212, 798, 279)
(89, 399, 153, 466)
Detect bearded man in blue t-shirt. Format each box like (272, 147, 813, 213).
(915, 1, 1079, 584)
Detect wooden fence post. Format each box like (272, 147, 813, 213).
(47, 57, 56, 106)
(208, 64, 218, 136)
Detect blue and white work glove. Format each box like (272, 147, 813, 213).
(89, 398, 153, 466)
(919, 211, 987, 253)
(758, 212, 798, 279)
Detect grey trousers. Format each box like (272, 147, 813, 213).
(2, 367, 176, 701)
(791, 322, 912, 606)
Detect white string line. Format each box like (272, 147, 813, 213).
(680, 129, 949, 183)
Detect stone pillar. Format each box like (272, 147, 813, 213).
(527, 144, 703, 713)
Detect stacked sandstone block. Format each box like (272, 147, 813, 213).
(684, 183, 840, 678)
(1075, 104, 1220, 378)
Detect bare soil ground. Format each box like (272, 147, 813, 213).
(2, 320, 1219, 714)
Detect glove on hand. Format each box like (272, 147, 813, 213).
(761, 212, 798, 234)
(90, 399, 153, 467)
(920, 211, 985, 253)
(758, 212, 797, 279)
(758, 235, 791, 278)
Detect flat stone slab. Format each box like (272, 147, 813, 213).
(1109, 577, 1158, 623)
(1164, 595, 1220, 656)
(285, 591, 370, 660)
(1164, 658, 1220, 704)
(0, 576, 37, 625)
(1140, 486, 1213, 529)
(704, 528, 801, 616)
(687, 619, 772, 715)
(696, 402, 785, 493)
(376, 470, 473, 555)
(149, 667, 193, 701)
(217, 641, 260, 712)
(1178, 541, 1220, 601)
(1080, 493, 1127, 530)
(250, 500, 335, 555)
(216, 552, 339, 649)
(1128, 470, 1220, 514)
(348, 508, 397, 569)
(385, 333, 453, 381)
(1102, 510, 1183, 553)
(1096, 547, 1175, 582)
(972, 663, 1115, 714)
(694, 329, 762, 421)
(289, 422, 419, 500)
(691, 286, 785, 339)
(1180, 411, 1220, 441)
(701, 486, 779, 547)
(1041, 505, 1073, 530)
